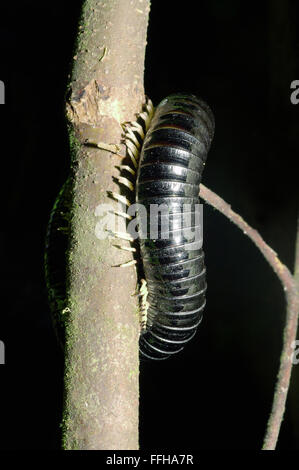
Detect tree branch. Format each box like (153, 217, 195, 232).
(62, 0, 150, 450)
(199, 183, 299, 450)
(262, 215, 299, 450)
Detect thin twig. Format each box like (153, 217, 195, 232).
(199, 183, 299, 450)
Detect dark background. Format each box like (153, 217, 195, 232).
(0, 0, 298, 450)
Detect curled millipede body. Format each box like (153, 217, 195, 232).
(135, 94, 214, 360)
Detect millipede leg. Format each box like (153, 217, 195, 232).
(113, 244, 136, 252)
(107, 192, 131, 207)
(115, 175, 135, 192)
(111, 209, 132, 220)
(139, 279, 149, 331)
(117, 165, 136, 176)
(106, 229, 134, 242)
(118, 259, 137, 268)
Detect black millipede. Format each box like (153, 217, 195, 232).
(131, 93, 214, 360)
(44, 92, 214, 361)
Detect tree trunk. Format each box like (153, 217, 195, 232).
(62, 0, 150, 450)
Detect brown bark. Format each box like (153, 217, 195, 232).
(62, 0, 150, 450)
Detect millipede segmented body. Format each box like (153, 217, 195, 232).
(44, 177, 72, 347)
(135, 94, 214, 360)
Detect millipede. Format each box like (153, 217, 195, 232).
(113, 93, 214, 360)
(45, 92, 214, 361)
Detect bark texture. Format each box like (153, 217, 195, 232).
(62, 0, 150, 450)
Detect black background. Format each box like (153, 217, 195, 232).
(0, 0, 298, 450)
